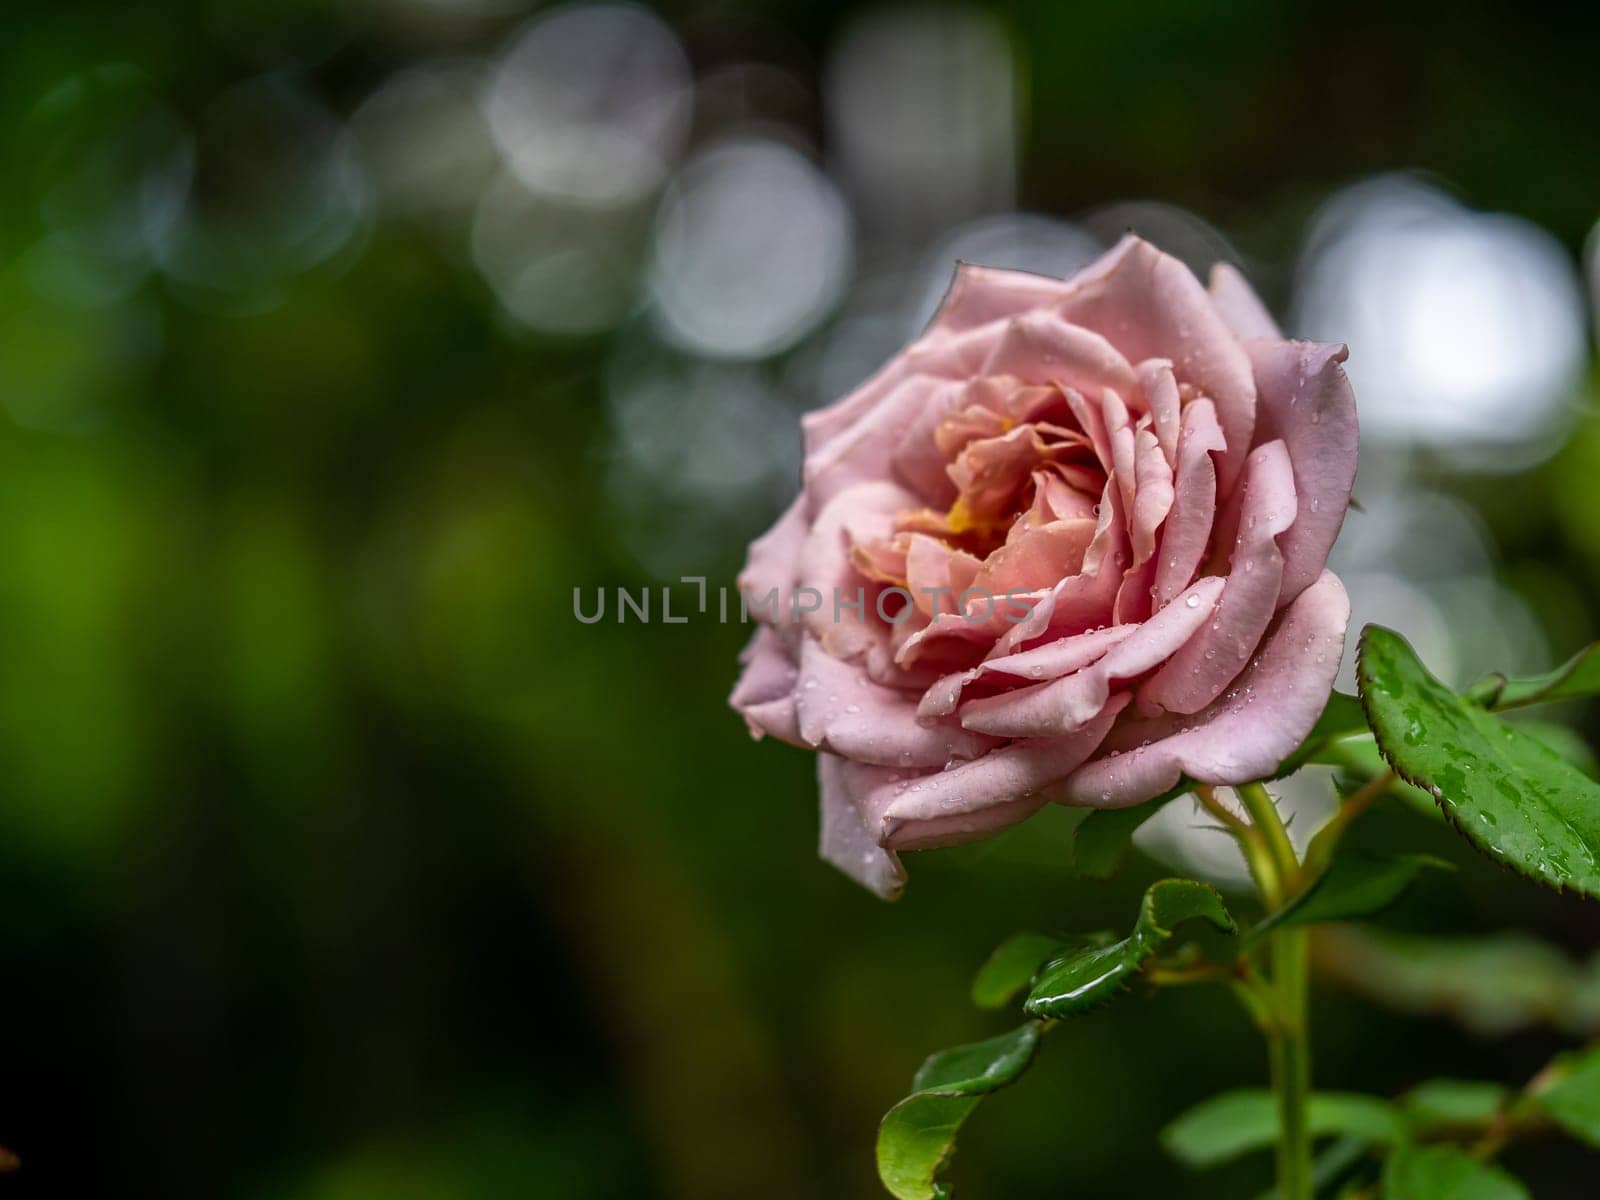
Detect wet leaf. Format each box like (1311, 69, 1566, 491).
(877, 1024, 1042, 1200)
(1024, 879, 1233, 1019)
(1358, 625, 1600, 898)
(1382, 1144, 1529, 1199)
(970, 933, 1072, 1010)
(1472, 641, 1600, 710)
(1160, 1089, 1405, 1168)
(1245, 852, 1449, 944)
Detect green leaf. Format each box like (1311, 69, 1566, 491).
(1274, 690, 1371, 775)
(1401, 1079, 1509, 1130)
(1244, 852, 1450, 945)
(1160, 1089, 1406, 1168)
(1315, 927, 1600, 1037)
(1473, 641, 1600, 710)
(1024, 879, 1233, 1019)
(1535, 1044, 1600, 1148)
(1071, 783, 1188, 878)
(1382, 1144, 1529, 1199)
(877, 1024, 1040, 1200)
(878, 1095, 978, 1200)
(910, 1025, 1041, 1094)
(1357, 625, 1600, 898)
(970, 933, 1072, 1010)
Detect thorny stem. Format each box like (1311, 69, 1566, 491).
(1162, 773, 1398, 1198)
(1197, 783, 1282, 907)
(1235, 781, 1313, 1200)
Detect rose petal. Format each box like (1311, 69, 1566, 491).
(1208, 262, 1281, 340)
(806, 375, 966, 507)
(978, 311, 1140, 401)
(957, 576, 1224, 737)
(1105, 388, 1138, 525)
(795, 637, 998, 767)
(1034, 477, 1128, 636)
(1059, 236, 1257, 495)
(729, 625, 802, 743)
(904, 533, 981, 618)
(917, 623, 1134, 718)
(970, 518, 1097, 597)
(1151, 398, 1226, 611)
(801, 322, 1005, 484)
(1139, 439, 1298, 716)
(738, 494, 809, 637)
(881, 795, 1047, 852)
(925, 261, 1081, 335)
(1053, 570, 1350, 807)
(1137, 358, 1181, 467)
(878, 693, 1129, 826)
(818, 754, 905, 899)
(1248, 340, 1359, 605)
(799, 481, 917, 665)
(1130, 426, 1175, 566)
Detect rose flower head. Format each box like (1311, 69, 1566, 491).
(730, 236, 1358, 898)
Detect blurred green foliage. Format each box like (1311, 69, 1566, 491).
(0, 1, 1598, 1198)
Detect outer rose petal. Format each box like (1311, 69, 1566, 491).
(818, 755, 905, 899)
(1207, 262, 1282, 341)
(797, 480, 916, 666)
(881, 795, 1047, 852)
(978, 312, 1140, 402)
(729, 626, 802, 743)
(879, 693, 1130, 827)
(805, 375, 966, 507)
(1248, 340, 1359, 605)
(925, 261, 1081, 335)
(1058, 236, 1257, 495)
(737, 495, 808, 640)
(796, 637, 998, 767)
(801, 322, 1003, 478)
(1053, 570, 1350, 807)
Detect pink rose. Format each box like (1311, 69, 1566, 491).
(730, 236, 1358, 898)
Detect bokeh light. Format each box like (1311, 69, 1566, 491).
(351, 61, 498, 222)
(1295, 175, 1588, 463)
(825, 3, 1016, 241)
(649, 137, 853, 359)
(483, 3, 691, 208)
(472, 169, 647, 336)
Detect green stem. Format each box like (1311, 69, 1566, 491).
(1237, 782, 1299, 891)
(1235, 782, 1314, 1200)
(1269, 928, 1313, 1200)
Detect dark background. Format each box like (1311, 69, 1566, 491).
(2, 1, 1599, 1195)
